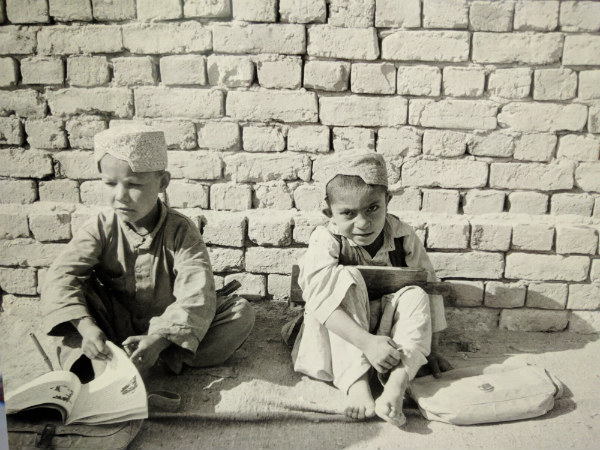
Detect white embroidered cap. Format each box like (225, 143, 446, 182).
(94, 125, 168, 173)
(318, 151, 389, 189)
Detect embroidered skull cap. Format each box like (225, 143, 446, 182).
(319, 151, 389, 189)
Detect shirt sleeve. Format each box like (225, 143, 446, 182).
(41, 215, 105, 336)
(147, 223, 216, 354)
(403, 228, 447, 333)
(298, 226, 357, 324)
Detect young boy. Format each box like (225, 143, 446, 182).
(292, 152, 450, 427)
(42, 125, 255, 376)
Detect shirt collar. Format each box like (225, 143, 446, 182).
(119, 200, 168, 249)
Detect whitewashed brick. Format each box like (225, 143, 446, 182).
(224, 273, 266, 298)
(0, 26, 37, 55)
(595, 198, 600, 218)
(49, 0, 93, 21)
(0, 268, 37, 295)
(210, 183, 252, 211)
(534, 69, 577, 101)
(469, 1, 513, 32)
(471, 222, 511, 252)
(243, 125, 285, 152)
(183, 0, 230, 18)
(0, 148, 53, 178)
(575, 162, 600, 193)
(505, 253, 589, 281)
(0, 90, 46, 118)
(65, 117, 107, 149)
(568, 284, 600, 310)
(446, 307, 499, 332)
(402, 159, 488, 189)
(508, 191, 548, 214)
(256, 57, 302, 89)
(233, 0, 276, 22)
(500, 309, 568, 332)
(443, 67, 485, 97)
(253, 181, 293, 209)
(490, 161, 573, 191)
(500, 103, 587, 132)
(487, 68, 531, 99)
(279, 0, 326, 23)
(512, 223, 554, 251)
(569, 311, 600, 334)
(137, 0, 182, 21)
(1, 239, 65, 267)
(514, 1, 559, 31)
(351, 63, 395, 95)
(421, 189, 460, 214)
(304, 61, 350, 92)
(557, 134, 599, 162)
(0, 212, 29, 239)
(320, 96, 407, 127)
(388, 188, 421, 212)
(328, 0, 374, 27)
(382, 31, 469, 62)
(560, 2, 600, 32)
(200, 211, 246, 247)
(6, 0, 49, 23)
(589, 105, 600, 133)
(430, 251, 504, 279)
(0, 180, 37, 204)
(245, 247, 305, 274)
(38, 25, 123, 55)
(134, 87, 223, 119)
(446, 281, 484, 307)
(224, 153, 311, 182)
(426, 219, 470, 250)
(551, 193, 594, 217)
(333, 127, 375, 152)
(112, 57, 157, 86)
(579, 71, 600, 100)
(526, 283, 567, 310)
(484, 282, 526, 308)
(198, 121, 240, 151)
(563, 35, 600, 66)
(513, 133, 556, 162)
(267, 274, 291, 300)
(67, 56, 109, 87)
(292, 212, 328, 243)
(29, 213, 71, 242)
(472, 32, 562, 64)
(591, 259, 600, 282)
(214, 24, 305, 55)
(39, 179, 80, 203)
(92, 0, 135, 21)
(375, 0, 420, 28)
(468, 131, 515, 158)
(25, 119, 67, 149)
(0, 57, 18, 86)
(556, 225, 598, 255)
(48, 88, 133, 118)
(123, 22, 211, 54)
(396, 66, 441, 97)
(423, 130, 467, 157)
(79, 180, 104, 205)
(307, 25, 379, 60)
(168, 151, 222, 180)
(377, 127, 421, 163)
(227, 90, 318, 123)
(423, 0, 468, 29)
(207, 55, 254, 87)
(287, 125, 329, 153)
(21, 57, 64, 85)
(167, 180, 208, 208)
(161, 55, 207, 86)
(248, 212, 293, 246)
(208, 248, 244, 273)
(463, 190, 505, 215)
(0, 117, 23, 145)
(410, 99, 497, 130)
(293, 185, 324, 211)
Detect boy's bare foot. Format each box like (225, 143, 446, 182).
(375, 366, 409, 428)
(346, 374, 376, 420)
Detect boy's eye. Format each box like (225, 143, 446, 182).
(103, 181, 116, 186)
(341, 211, 355, 218)
(367, 205, 379, 212)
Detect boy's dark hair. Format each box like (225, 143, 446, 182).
(325, 174, 388, 204)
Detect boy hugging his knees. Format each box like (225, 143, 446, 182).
(42, 125, 255, 378)
(292, 152, 451, 427)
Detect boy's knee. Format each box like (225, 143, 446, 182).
(395, 286, 430, 313)
(232, 297, 255, 334)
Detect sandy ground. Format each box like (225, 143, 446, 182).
(1, 301, 599, 450)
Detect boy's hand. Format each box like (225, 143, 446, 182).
(363, 335, 403, 373)
(123, 334, 170, 372)
(426, 351, 453, 378)
(75, 319, 110, 361)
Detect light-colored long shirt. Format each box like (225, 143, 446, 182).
(42, 201, 216, 354)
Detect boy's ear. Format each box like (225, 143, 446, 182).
(159, 171, 171, 192)
(386, 192, 392, 205)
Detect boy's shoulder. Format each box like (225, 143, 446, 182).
(162, 205, 203, 238)
(385, 213, 416, 238)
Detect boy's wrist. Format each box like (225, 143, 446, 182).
(146, 334, 171, 352)
(73, 316, 99, 335)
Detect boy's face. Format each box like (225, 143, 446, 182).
(100, 154, 170, 231)
(326, 186, 390, 247)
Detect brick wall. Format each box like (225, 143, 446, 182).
(1, 0, 599, 334)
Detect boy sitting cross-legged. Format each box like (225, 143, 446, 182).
(42, 125, 255, 377)
(292, 152, 451, 427)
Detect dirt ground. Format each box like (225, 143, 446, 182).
(1, 300, 599, 450)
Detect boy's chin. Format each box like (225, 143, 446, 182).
(349, 233, 378, 246)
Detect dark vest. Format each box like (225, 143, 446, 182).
(331, 234, 407, 268)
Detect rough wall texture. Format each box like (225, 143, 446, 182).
(0, 0, 599, 334)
